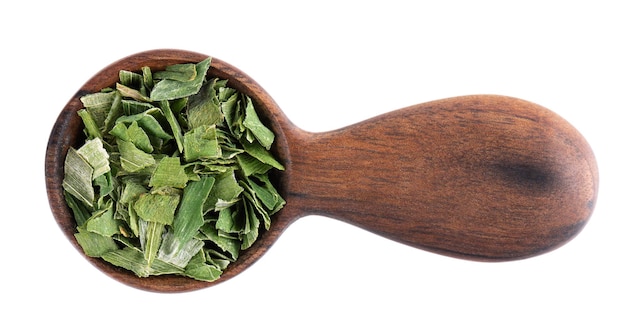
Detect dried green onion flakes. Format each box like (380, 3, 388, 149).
(62, 57, 285, 281)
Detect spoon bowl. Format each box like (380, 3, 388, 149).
(46, 49, 598, 293)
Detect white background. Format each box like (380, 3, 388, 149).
(2, 1, 624, 328)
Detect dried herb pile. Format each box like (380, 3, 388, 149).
(62, 57, 285, 281)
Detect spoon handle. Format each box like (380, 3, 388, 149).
(285, 95, 598, 261)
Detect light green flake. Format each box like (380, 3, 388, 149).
(103, 91, 123, 132)
(75, 227, 119, 257)
(80, 91, 116, 129)
(127, 202, 140, 238)
(205, 250, 232, 271)
(77, 108, 102, 140)
(183, 125, 221, 162)
(116, 83, 150, 102)
(134, 191, 180, 225)
(62, 148, 94, 208)
(119, 178, 148, 204)
(187, 78, 223, 129)
(94, 172, 115, 203)
(127, 121, 153, 153)
(76, 137, 110, 179)
(150, 57, 211, 101)
(215, 205, 242, 233)
(158, 232, 205, 268)
(153, 63, 197, 81)
(85, 205, 119, 237)
(102, 247, 151, 277)
(116, 108, 173, 141)
(81, 90, 116, 112)
(118, 139, 155, 173)
(143, 221, 164, 266)
(149, 156, 188, 188)
(184, 261, 222, 282)
(102, 247, 183, 278)
(109, 122, 130, 141)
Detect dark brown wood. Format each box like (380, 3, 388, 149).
(46, 49, 598, 293)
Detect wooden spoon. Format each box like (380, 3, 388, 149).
(45, 49, 598, 293)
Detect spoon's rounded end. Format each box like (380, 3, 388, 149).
(45, 49, 293, 293)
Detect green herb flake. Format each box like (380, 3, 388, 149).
(134, 191, 180, 225)
(64, 192, 91, 227)
(80, 91, 116, 129)
(236, 153, 272, 176)
(62, 57, 285, 282)
(119, 70, 144, 87)
(116, 83, 151, 102)
(199, 223, 240, 260)
(143, 221, 164, 266)
(102, 247, 183, 278)
(122, 110, 173, 142)
(76, 137, 110, 179)
(187, 78, 223, 129)
(242, 96, 275, 149)
(121, 99, 153, 116)
(171, 176, 215, 245)
(77, 108, 103, 140)
(126, 121, 154, 153)
(109, 122, 130, 141)
(119, 179, 148, 204)
(153, 63, 197, 81)
(206, 170, 244, 211)
(158, 233, 205, 268)
(141, 66, 154, 89)
(215, 204, 242, 233)
(62, 148, 95, 208)
(183, 125, 221, 162)
(85, 205, 119, 237)
(117, 139, 155, 173)
(184, 261, 223, 282)
(150, 57, 211, 101)
(241, 139, 285, 170)
(75, 227, 119, 257)
(160, 100, 185, 153)
(149, 156, 188, 189)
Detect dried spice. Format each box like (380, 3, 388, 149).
(63, 58, 284, 281)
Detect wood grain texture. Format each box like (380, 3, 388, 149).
(46, 49, 598, 292)
(283, 96, 598, 261)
